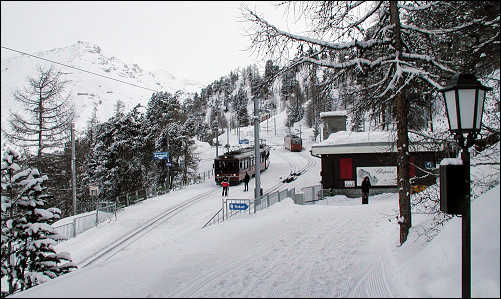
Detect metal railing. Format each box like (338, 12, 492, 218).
(51, 170, 214, 241)
(202, 207, 224, 228)
(202, 187, 297, 229)
(301, 184, 323, 204)
(52, 201, 117, 241)
(254, 187, 296, 213)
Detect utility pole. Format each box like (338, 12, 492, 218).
(253, 96, 261, 200)
(71, 121, 77, 216)
(183, 139, 188, 185)
(266, 111, 269, 136)
(167, 134, 170, 190)
(216, 128, 219, 157)
(274, 113, 276, 136)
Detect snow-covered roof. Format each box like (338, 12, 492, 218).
(311, 131, 439, 155)
(319, 111, 347, 117)
(440, 158, 463, 166)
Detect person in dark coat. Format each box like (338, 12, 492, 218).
(243, 172, 250, 191)
(222, 177, 229, 197)
(361, 176, 371, 204)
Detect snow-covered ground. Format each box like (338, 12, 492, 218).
(10, 110, 500, 298)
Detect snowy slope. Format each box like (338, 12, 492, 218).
(1, 41, 204, 137)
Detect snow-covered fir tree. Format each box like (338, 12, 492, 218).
(1, 148, 77, 297)
(233, 89, 250, 127)
(83, 104, 147, 201)
(142, 91, 198, 189)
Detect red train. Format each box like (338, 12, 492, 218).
(214, 144, 270, 185)
(284, 135, 302, 152)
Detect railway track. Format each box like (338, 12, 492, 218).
(79, 189, 215, 268)
(80, 146, 318, 268)
(264, 149, 317, 195)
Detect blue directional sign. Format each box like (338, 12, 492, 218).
(239, 139, 249, 144)
(153, 152, 169, 160)
(229, 203, 249, 210)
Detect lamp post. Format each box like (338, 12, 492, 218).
(71, 121, 76, 216)
(439, 73, 491, 298)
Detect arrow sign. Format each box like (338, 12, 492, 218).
(229, 203, 249, 210)
(153, 152, 169, 160)
(239, 139, 249, 144)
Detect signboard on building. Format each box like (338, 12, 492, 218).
(356, 166, 397, 186)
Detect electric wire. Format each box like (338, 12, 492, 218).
(1, 46, 159, 93)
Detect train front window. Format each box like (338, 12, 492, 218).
(216, 159, 239, 172)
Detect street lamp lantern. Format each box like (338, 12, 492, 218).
(439, 73, 491, 299)
(440, 73, 491, 135)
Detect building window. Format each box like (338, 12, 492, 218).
(339, 158, 353, 179)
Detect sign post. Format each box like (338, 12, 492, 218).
(153, 152, 170, 190)
(89, 185, 100, 197)
(153, 152, 169, 160)
(225, 199, 251, 217)
(229, 203, 249, 210)
(89, 185, 100, 227)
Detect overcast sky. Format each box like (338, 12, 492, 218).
(1, 1, 306, 85)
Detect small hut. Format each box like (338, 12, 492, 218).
(310, 130, 446, 197)
(319, 111, 347, 141)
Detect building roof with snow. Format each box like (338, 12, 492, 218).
(319, 111, 347, 117)
(311, 130, 442, 155)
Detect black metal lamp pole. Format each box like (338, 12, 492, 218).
(456, 133, 474, 298)
(440, 73, 491, 298)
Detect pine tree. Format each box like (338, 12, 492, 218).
(2, 66, 75, 221)
(142, 91, 197, 189)
(286, 100, 304, 128)
(281, 68, 297, 104)
(114, 99, 125, 116)
(234, 89, 250, 127)
(1, 148, 77, 296)
(2, 66, 74, 162)
(85, 105, 147, 201)
(1, 148, 25, 296)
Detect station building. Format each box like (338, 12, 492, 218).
(311, 112, 450, 197)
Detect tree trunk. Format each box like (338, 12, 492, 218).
(428, 98, 434, 132)
(390, 1, 412, 245)
(38, 89, 43, 161)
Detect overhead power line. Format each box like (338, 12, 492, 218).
(1, 46, 159, 93)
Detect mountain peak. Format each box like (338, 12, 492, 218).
(1, 41, 204, 136)
(76, 40, 102, 54)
